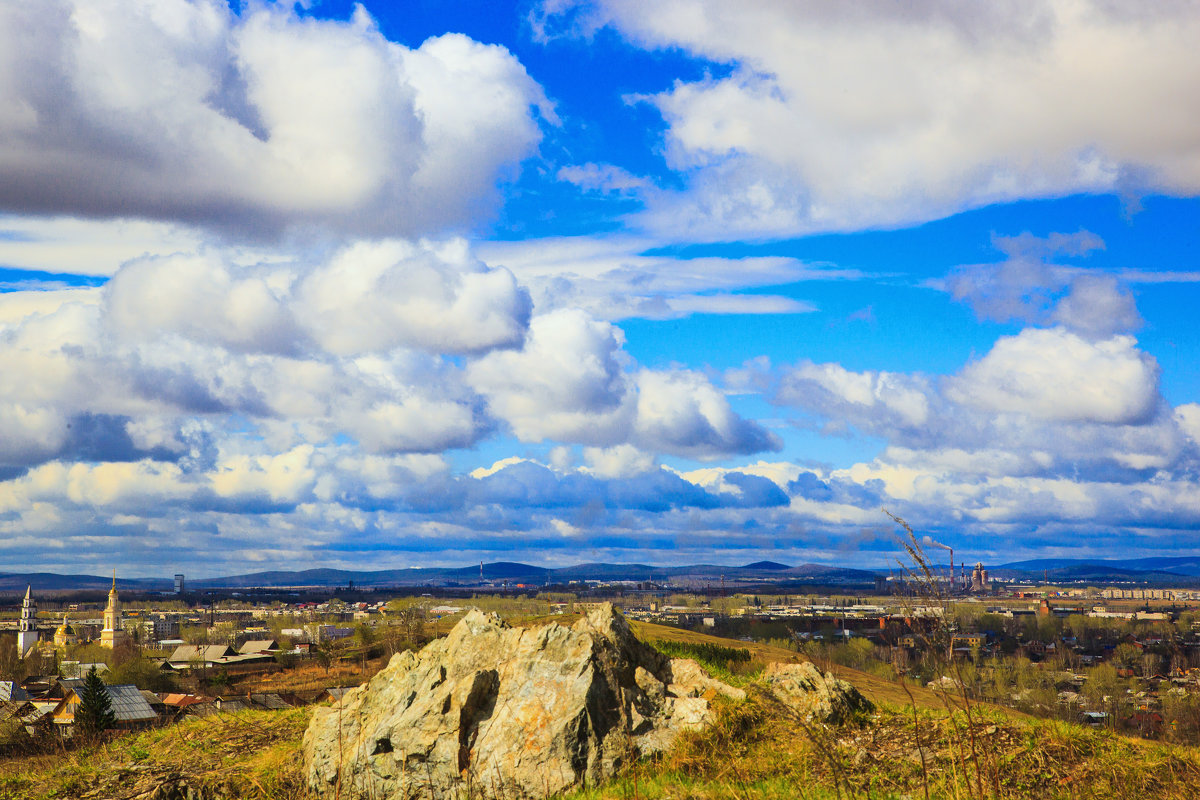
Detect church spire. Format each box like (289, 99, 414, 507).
(17, 585, 38, 655)
(100, 569, 131, 649)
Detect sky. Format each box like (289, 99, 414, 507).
(1, 0, 1199, 578)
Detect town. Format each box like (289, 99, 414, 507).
(4, 563, 1200, 750)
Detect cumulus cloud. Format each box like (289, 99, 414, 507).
(582, 444, 658, 479)
(467, 309, 633, 442)
(101, 239, 531, 357)
(778, 361, 932, 435)
(948, 328, 1160, 425)
(773, 324, 1199, 503)
(537, 0, 1200, 238)
(468, 308, 779, 458)
(632, 369, 781, 458)
(294, 239, 531, 356)
(0, 1, 549, 238)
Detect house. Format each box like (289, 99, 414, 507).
(167, 644, 238, 668)
(59, 661, 111, 680)
(160, 693, 215, 718)
(139, 690, 167, 716)
(19, 676, 57, 698)
(245, 693, 292, 710)
(166, 644, 277, 673)
(237, 639, 280, 656)
(951, 633, 987, 648)
(50, 683, 159, 732)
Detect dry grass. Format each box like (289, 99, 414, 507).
(563, 692, 1200, 800)
(241, 655, 385, 694)
(0, 708, 313, 800)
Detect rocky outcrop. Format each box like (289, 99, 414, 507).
(303, 605, 744, 800)
(763, 661, 873, 724)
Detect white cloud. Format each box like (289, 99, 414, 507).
(479, 236, 849, 321)
(294, 239, 531, 356)
(948, 328, 1160, 425)
(633, 369, 780, 458)
(0, 216, 206, 277)
(467, 309, 633, 443)
(778, 361, 932, 431)
(104, 253, 299, 354)
(100, 238, 532, 358)
(0, 1, 548, 238)
(944, 230, 1142, 339)
(557, 162, 650, 193)
(582, 444, 657, 478)
(1049, 274, 1142, 339)
(538, 0, 1200, 238)
(468, 308, 778, 457)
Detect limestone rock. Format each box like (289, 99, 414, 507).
(763, 661, 873, 724)
(303, 605, 742, 800)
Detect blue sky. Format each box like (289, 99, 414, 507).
(1, 1, 1199, 577)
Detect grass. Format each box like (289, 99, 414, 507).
(559, 691, 1200, 800)
(0, 708, 312, 800)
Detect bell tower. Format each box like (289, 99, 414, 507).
(16, 586, 38, 657)
(99, 571, 132, 649)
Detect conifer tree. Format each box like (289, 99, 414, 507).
(75, 665, 115, 739)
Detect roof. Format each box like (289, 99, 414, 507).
(161, 693, 211, 708)
(168, 644, 237, 664)
(20, 704, 55, 725)
(215, 698, 250, 712)
(0, 700, 31, 721)
(0, 682, 31, 702)
(246, 693, 291, 710)
(100, 685, 159, 723)
(320, 686, 355, 702)
(238, 639, 279, 654)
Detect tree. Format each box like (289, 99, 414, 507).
(75, 666, 116, 740)
(107, 654, 178, 693)
(353, 623, 376, 648)
(396, 606, 427, 645)
(0, 636, 29, 683)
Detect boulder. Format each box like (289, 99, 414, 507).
(303, 605, 744, 800)
(763, 661, 873, 724)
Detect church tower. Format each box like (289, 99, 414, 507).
(99, 571, 132, 649)
(53, 613, 78, 648)
(16, 586, 39, 657)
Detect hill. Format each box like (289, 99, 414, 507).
(4, 617, 1200, 800)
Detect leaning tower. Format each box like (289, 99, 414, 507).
(16, 586, 39, 657)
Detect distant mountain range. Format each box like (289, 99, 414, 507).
(0, 560, 878, 593)
(3, 555, 1198, 594)
(997, 556, 1200, 577)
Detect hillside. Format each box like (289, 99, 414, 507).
(3, 619, 1199, 799)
